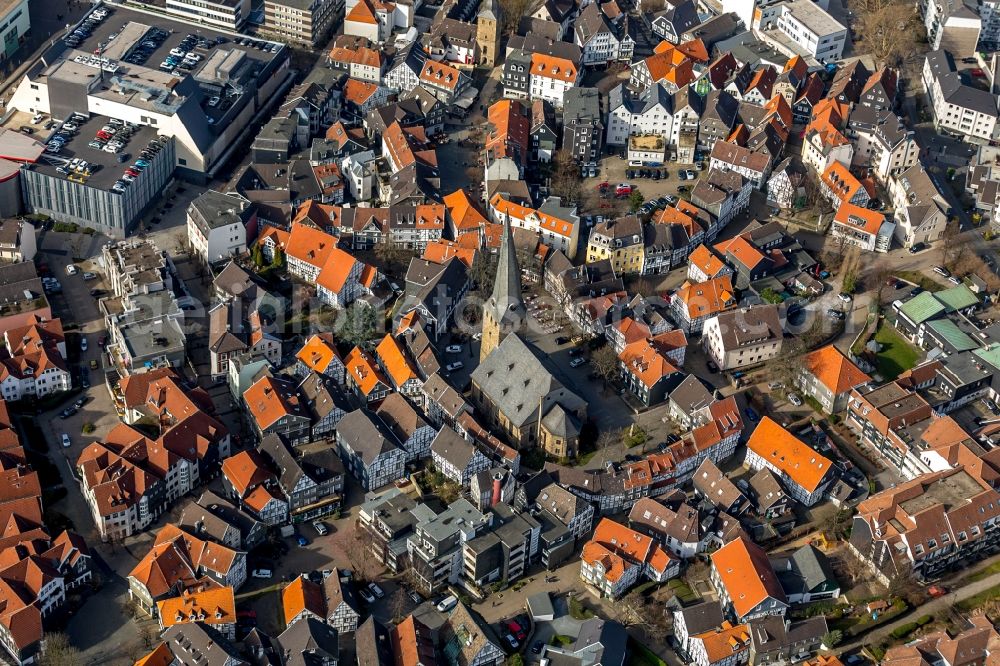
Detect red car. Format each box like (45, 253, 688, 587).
(97, 131, 112, 140)
(125, 169, 139, 177)
(972, 68, 985, 77)
(928, 585, 947, 598)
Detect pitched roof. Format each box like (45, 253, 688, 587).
(531, 52, 578, 82)
(692, 621, 751, 663)
(746, 417, 833, 493)
(220, 449, 273, 496)
(345, 346, 391, 397)
(158, 585, 236, 628)
(283, 575, 326, 627)
(674, 275, 736, 319)
(710, 536, 786, 618)
(296, 333, 341, 374)
(803, 345, 870, 394)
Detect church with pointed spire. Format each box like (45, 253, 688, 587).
(479, 216, 525, 363)
(471, 217, 588, 458)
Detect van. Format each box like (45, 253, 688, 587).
(436, 595, 457, 612)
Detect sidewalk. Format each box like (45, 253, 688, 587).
(839, 570, 1000, 653)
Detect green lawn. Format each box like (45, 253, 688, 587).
(893, 270, 945, 293)
(968, 560, 1000, 582)
(627, 638, 667, 666)
(873, 324, 920, 380)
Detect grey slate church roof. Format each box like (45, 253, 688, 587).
(471, 334, 586, 429)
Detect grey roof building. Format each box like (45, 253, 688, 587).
(470, 334, 587, 450)
(276, 616, 340, 666)
(562, 87, 604, 162)
(334, 409, 406, 491)
(541, 618, 628, 666)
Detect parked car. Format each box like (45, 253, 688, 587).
(368, 583, 385, 599)
(358, 588, 376, 603)
(788, 393, 803, 407)
(933, 265, 951, 277)
(445, 361, 464, 372)
(504, 635, 519, 650)
(706, 359, 719, 373)
(59, 407, 77, 419)
(436, 595, 458, 612)
(838, 292, 852, 303)
(251, 569, 272, 579)
(80, 337, 88, 352)
(768, 381, 784, 390)
(569, 357, 586, 368)
(532, 641, 545, 654)
(555, 336, 570, 345)
(408, 590, 422, 604)
(61, 433, 71, 448)
(296, 535, 309, 547)
(827, 309, 846, 319)
(312, 521, 328, 536)
(82, 272, 97, 280)
(744, 407, 759, 422)
(445, 345, 462, 353)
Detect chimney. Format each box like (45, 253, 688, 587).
(491, 472, 503, 508)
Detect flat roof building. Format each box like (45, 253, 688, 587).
(20, 116, 175, 236)
(8, 4, 292, 183)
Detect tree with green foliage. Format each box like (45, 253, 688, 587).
(760, 288, 783, 304)
(629, 190, 644, 212)
(822, 630, 843, 648)
(270, 245, 285, 270)
(841, 269, 858, 294)
(251, 244, 265, 268)
(338, 303, 379, 348)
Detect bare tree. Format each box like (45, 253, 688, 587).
(389, 586, 408, 623)
(469, 252, 499, 293)
(872, 260, 896, 305)
(374, 235, 410, 274)
(39, 634, 82, 666)
(595, 428, 622, 467)
(344, 524, 383, 583)
(590, 345, 620, 386)
(497, 0, 531, 33)
(640, 0, 666, 12)
(856, 0, 918, 67)
(940, 219, 965, 270)
(886, 568, 925, 607)
(550, 149, 582, 204)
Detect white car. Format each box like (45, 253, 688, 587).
(31, 113, 44, 124)
(82, 272, 97, 281)
(445, 362, 464, 372)
(569, 357, 586, 368)
(61, 433, 71, 448)
(837, 292, 852, 303)
(445, 345, 462, 353)
(359, 588, 376, 603)
(436, 595, 457, 612)
(207, 96, 220, 108)
(251, 569, 272, 579)
(312, 521, 328, 536)
(80, 337, 88, 352)
(788, 393, 803, 407)
(66, 264, 79, 275)
(170, 47, 186, 57)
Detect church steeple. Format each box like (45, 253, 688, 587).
(480, 215, 524, 362)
